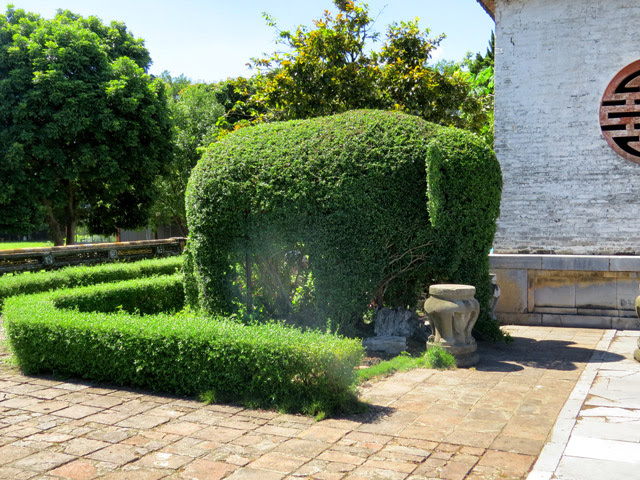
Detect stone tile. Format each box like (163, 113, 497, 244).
(0, 466, 38, 479)
(298, 424, 349, 443)
(0, 396, 41, 409)
(225, 467, 284, 480)
(348, 465, 410, 479)
(490, 434, 545, 456)
(82, 410, 132, 425)
(217, 416, 267, 430)
(191, 425, 245, 443)
(476, 449, 536, 477)
(79, 394, 124, 409)
(64, 438, 112, 456)
(116, 415, 171, 429)
(55, 405, 103, 419)
(99, 471, 165, 480)
(130, 451, 193, 469)
(572, 417, 640, 443)
(49, 460, 98, 480)
(11, 451, 76, 472)
(555, 456, 640, 480)
(22, 400, 71, 414)
(361, 457, 417, 474)
(248, 452, 307, 473)
(292, 458, 356, 479)
(87, 443, 140, 465)
(179, 459, 237, 480)
(25, 431, 74, 443)
(276, 438, 330, 458)
(31, 388, 69, 400)
(564, 435, 640, 464)
(86, 427, 133, 444)
(318, 449, 367, 465)
(0, 444, 36, 465)
(155, 420, 206, 436)
(579, 406, 640, 419)
(255, 424, 302, 438)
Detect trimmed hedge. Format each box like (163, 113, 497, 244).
(3, 274, 364, 415)
(185, 110, 503, 338)
(0, 256, 183, 309)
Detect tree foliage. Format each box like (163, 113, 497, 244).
(0, 6, 172, 245)
(247, 0, 488, 135)
(151, 80, 224, 235)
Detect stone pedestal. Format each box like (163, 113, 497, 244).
(424, 284, 480, 367)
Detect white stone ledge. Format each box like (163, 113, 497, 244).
(490, 254, 640, 272)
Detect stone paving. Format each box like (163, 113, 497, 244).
(0, 325, 613, 479)
(528, 329, 640, 480)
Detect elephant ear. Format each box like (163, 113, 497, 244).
(425, 127, 502, 280)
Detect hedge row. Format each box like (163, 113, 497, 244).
(0, 256, 183, 308)
(3, 275, 364, 415)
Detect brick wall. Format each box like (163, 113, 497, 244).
(494, 0, 640, 254)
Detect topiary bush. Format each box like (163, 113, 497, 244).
(3, 274, 363, 416)
(185, 110, 502, 338)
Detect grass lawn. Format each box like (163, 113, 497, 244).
(0, 242, 53, 250)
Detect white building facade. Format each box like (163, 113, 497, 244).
(478, 0, 640, 328)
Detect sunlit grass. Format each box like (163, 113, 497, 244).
(0, 242, 53, 250)
(357, 346, 456, 383)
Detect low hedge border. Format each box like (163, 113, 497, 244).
(3, 274, 364, 415)
(0, 256, 183, 309)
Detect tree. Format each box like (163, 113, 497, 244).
(462, 31, 495, 144)
(0, 7, 172, 245)
(151, 81, 223, 235)
(249, 0, 483, 132)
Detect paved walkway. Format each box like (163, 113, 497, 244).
(527, 329, 640, 480)
(0, 324, 634, 480)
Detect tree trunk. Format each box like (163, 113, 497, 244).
(64, 182, 76, 245)
(245, 252, 253, 314)
(65, 218, 77, 246)
(42, 199, 64, 246)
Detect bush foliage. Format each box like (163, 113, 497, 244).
(185, 110, 502, 338)
(0, 256, 182, 308)
(3, 275, 363, 415)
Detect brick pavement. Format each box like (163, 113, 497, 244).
(0, 325, 608, 479)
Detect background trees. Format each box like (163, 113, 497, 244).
(151, 80, 223, 236)
(247, 0, 489, 136)
(0, 7, 172, 245)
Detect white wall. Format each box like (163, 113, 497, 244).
(494, 0, 640, 254)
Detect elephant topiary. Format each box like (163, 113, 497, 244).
(184, 110, 502, 338)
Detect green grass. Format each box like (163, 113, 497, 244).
(0, 242, 53, 250)
(357, 346, 456, 383)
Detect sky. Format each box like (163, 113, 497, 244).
(6, 1, 495, 83)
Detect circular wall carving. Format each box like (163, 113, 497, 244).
(600, 59, 640, 164)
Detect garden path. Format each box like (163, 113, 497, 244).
(0, 325, 610, 479)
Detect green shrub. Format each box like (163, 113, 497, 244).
(3, 275, 364, 415)
(52, 274, 185, 315)
(0, 256, 183, 309)
(424, 345, 456, 370)
(185, 109, 502, 338)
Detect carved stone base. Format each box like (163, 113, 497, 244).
(424, 284, 480, 368)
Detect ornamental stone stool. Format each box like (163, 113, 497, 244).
(424, 284, 480, 367)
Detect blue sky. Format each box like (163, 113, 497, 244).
(6, 1, 494, 83)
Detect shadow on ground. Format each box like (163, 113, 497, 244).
(476, 336, 624, 372)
